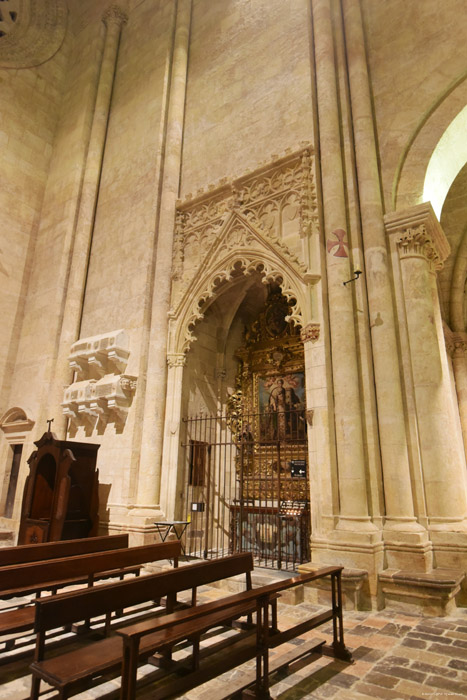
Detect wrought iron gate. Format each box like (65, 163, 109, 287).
(181, 410, 310, 570)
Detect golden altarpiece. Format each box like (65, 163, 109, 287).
(226, 286, 310, 567)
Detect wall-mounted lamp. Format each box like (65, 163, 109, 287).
(343, 269, 362, 286)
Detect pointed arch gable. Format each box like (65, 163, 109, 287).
(169, 211, 319, 356)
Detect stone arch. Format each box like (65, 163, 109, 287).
(0, 406, 34, 443)
(169, 246, 313, 357)
(394, 76, 467, 212)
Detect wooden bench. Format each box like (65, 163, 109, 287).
(29, 553, 261, 700)
(0, 533, 129, 567)
(116, 565, 351, 700)
(0, 541, 181, 649)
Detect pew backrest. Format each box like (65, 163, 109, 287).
(0, 533, 129, 567)
(34, 553, 254, 634)
(0, 541, 181, 595)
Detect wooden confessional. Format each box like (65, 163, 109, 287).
(17, 431, 99, 545)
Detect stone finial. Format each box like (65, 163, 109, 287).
(102, 4, 129, 27)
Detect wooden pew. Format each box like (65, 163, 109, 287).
(29, 553, 259, 700)
(114, 565, 350, 700)
(0, 541, 181, 648)
(0, 533, 129, 567)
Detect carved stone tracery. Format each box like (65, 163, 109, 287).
(171, 146, 319, 356)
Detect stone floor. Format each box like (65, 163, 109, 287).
(2, 579, 467, 700)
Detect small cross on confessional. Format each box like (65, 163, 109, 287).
(46, 418, 54, 432)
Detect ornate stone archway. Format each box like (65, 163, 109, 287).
(160, 148, 321, 518)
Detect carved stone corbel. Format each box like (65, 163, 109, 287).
(300, 323, 320, 343)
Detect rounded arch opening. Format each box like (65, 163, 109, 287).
(395, 78, 467, 212)
(423, 106, 467, 219)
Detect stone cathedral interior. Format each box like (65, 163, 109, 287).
(1, 0, 467, 697)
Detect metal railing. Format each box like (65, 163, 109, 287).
(181, 410, 310, 570)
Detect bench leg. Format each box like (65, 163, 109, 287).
(121, 638, 139, 700)
(30, 675, 40, 700)
(192, 636, 200, 671)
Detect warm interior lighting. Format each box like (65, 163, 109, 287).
(423, 105, 467, 218)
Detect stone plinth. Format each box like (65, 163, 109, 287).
(299, 562, 371, 611)
(379, 568, 465, 616)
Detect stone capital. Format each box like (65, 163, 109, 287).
(102, 4, 129, 28)
(384, 202, 450, 271)
(300, 323, 320, 343)
(167, 353, 186, 368)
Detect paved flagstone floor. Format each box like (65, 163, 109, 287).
(2, 578, 467, 699)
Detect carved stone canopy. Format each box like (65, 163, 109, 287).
(169, 147, 320, 357)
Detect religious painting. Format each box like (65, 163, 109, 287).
(258, 372, 306, 442)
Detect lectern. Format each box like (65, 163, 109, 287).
(17, 431, 99, 545)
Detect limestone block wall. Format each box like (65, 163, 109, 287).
(0, 1, 113, 527)
(181, 0, 314, 196)
(74, 0, 174, 512)
(0, 45, 68, 418)
(362, 0, 467, 211)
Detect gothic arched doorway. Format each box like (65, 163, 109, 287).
(180, 279, 310, 570)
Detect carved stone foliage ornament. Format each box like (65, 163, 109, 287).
(300, 323, 320, 343)
(171, 146, 320, 355)
(395, 225, 445, 271)
(384, 203, 450, 273)
(0, 0, 67, 69)
(102, 4, 129, 28)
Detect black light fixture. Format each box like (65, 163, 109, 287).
(343, 269, 362, 286)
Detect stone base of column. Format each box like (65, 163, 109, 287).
(383, 531, 433, 572)
(336, 516, 379, 533)
(428, 517, 467, 533)
(99, 504, 167, 546)
(298, 561, 371, 611)
(430, 530, 467, 570)
(311, 532, 384, 602)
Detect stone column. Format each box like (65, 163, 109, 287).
(311, 0, 374, 532)
(159, 353, 186, 521)
(135, 0, 192, 512)
(341, 0, 421, 534)
(48, 4, 128, 434)
(386, 204, 467, 532)
(301, 323, 334, 537)
(450, 335, 467, 457)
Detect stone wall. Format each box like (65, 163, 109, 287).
(0, 41, 68, 419)
(362, 0, 467, 211)
(181, 0, 314, 196)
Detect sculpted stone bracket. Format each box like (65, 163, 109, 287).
(170, 146, 320, 356)
(62, 374, 137, 428)
(64, 329, 136, 431)
(69, 329, 130, 379)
